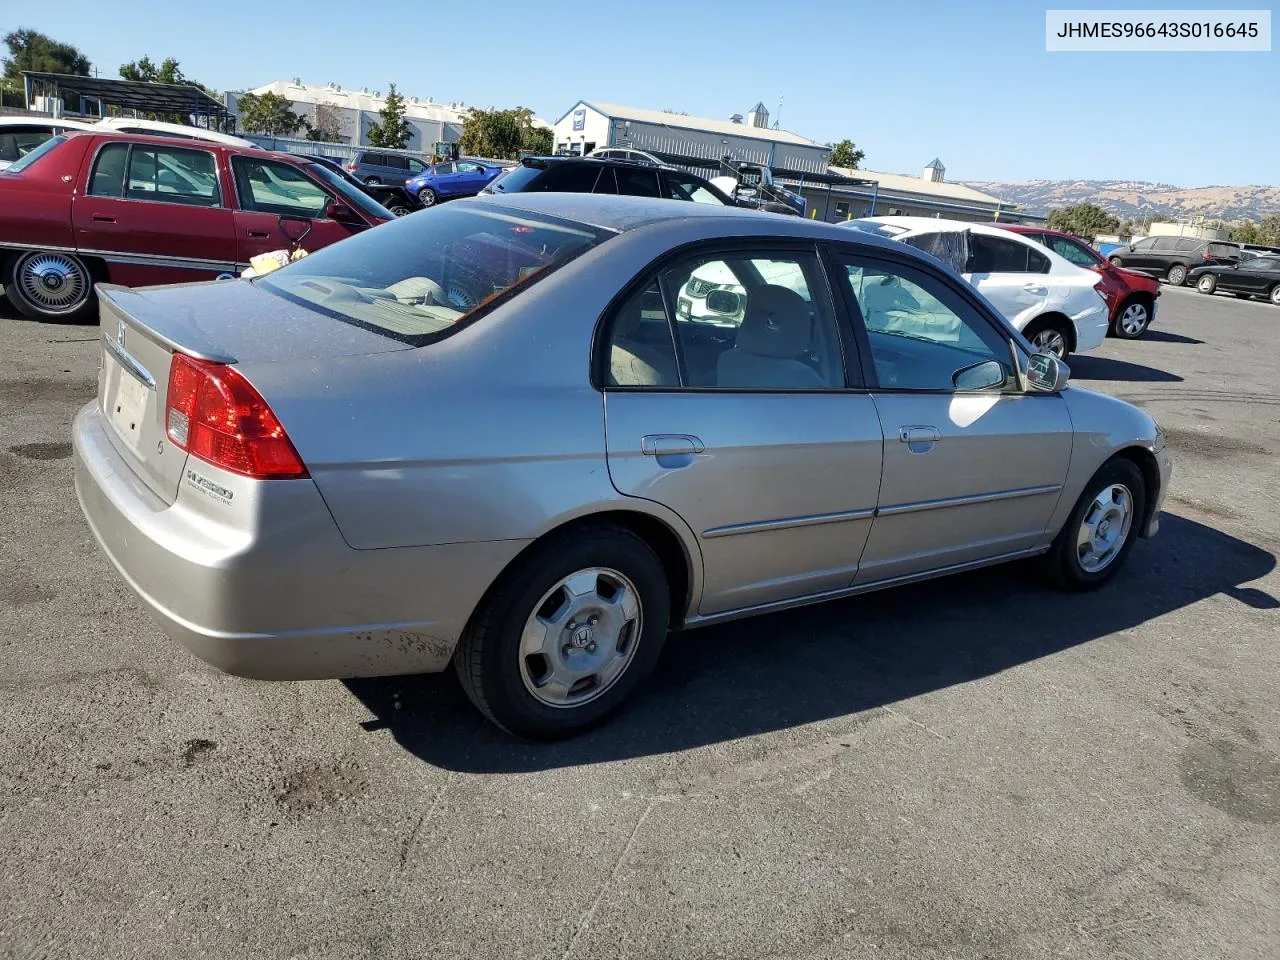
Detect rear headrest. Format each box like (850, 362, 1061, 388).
(734, 285, 811, 358)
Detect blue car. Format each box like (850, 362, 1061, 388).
(405, 160, 504, 207)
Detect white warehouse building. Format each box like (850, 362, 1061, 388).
(553, 100, 832, 175)
(227, 79, 469, 150)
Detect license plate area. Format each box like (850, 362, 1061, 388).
(104, 356, 152, 454)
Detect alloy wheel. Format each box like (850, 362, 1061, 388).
(1119, 302, 1150, 335)
(1197, 276, 1216, 294)
(517, 567, 643, 708)
(418, 189, 437, 207)
(1031, 327, 1067, 357)
(1271, 285, 1280, 305)
(1168, 265, 1187, 285)
(1076, 483, 1134, 573)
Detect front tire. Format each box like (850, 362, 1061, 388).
(385, 200, 413, 217)
(454, 525, 671, 739)
(1166, 264, 1188, 286)
(364, 176, 381, 185)
(1109, 256, 1124, 267)
(1022, 317, 1072, 359)
(1113, 299, 1152, 338)
(1196, 274, 1217, 295)
(7, 250, 96, 322)
(1270, 284, 1280, 306)
(417, 187, 437, 208)
(1042, 458, 1146, 591)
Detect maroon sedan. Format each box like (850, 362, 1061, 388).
(0, 131, 393, 321)
(1000, 225, 1161, 340)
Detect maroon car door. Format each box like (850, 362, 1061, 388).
(228, 154, 365, 267)
(71, 140, 238, 286)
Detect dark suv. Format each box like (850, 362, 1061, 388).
(481, 156, 732, 205)
(1108, 236, 1246, 286)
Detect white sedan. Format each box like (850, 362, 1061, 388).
(843, 217, 1109, 359)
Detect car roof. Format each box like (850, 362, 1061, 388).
(527, 154, 677, 171)
(999, 224, 1082, 240)
(0, 116, 97, 131)
(62, 129, 303, 163)
(465, 192, 908, 249)
(858, 215, 1040, 241)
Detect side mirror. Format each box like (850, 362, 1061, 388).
(705, 288, 742, 314)
(325, 201, 360, 224)
(1025, 351, 1070, 393)
(952, 358, 1007, 392)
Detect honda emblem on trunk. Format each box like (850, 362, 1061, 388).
(117, 319, 126, 346)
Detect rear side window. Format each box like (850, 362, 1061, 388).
(1152, 238, 1179, 251)
(383, 155, 409, 171)
(120, 145, 221, 206)
(1208, 243, 1237, 257)
(485, 165, 543, 193)
(89, 143, 129, 197)
(0, 126, 55, 163)
(615, 167, 661, 197)
(507, 163, 601, 193)
(664, 172, 725, 204)
(360, 152, 387, 166)
(968, 234, 1042, 273)
(1046, 235, 1101, 268)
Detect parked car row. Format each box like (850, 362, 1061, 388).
(0, 130, 393, 320)
(1107, 235, 1249, 286)
(1190, 254, 1280, 304)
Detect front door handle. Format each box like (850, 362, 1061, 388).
(641, 434, 704, 457)
(91, 214, 116, 223)
(899, 425, 940, 453)
(246, 230, 270, 239)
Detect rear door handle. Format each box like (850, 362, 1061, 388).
(246, 230, 270, 238)
(1023, 283, 1047, 295)
(91, 214, 116, 223)
(641, 434, 704, 457)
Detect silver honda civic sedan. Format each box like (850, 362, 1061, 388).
(73, 194, 1171, 738)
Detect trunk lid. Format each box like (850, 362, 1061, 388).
(95, 280, 411, 504)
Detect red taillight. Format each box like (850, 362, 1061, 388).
(165, 354, 307, 479)
(347, 162, 357, 171)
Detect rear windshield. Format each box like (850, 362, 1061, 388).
(259, 203, 610, 345)
(841, 220, 909, 238)
(484, 165, 544, 194)
(3, 134, 65, 173)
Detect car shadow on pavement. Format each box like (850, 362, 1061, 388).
(1142, 330, 1204, 346)
(344, 512, 1274, 771)
(1068, 355, 1183, 383)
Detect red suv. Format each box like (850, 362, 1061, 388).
(0, 131, 393, 321)
(1000, 225, 1160, 339)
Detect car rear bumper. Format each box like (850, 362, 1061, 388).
(1145, 445, 1173, 537)
(1072, 301, 1110, 352)
(73, 403, 526, 680)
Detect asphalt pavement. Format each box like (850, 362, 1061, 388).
(1, 283, 1277, 960)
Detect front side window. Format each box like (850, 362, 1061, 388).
(233, 156, 330, 217)
(605, 250, 844, 390)
(457, 161, 483, 173)
(1249, 257, 1280, 271)
(122, 145, 221, 206)
(664, 173, 726, 205)
(842, 259, 1012, 392)
(407, 159, 427, 174)
(433, 162, 456, 175)
(88, 143, 129, 197)
(1046, 235, 1101, 268)
(1131, 237, 1156, 251)
(260, 205, 607, 344)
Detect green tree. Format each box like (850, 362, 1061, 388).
(1232, 221, 1262, 244)
(1260, 214, 1280, 245)
(119, 56, 214, 97)
(828, 139, 865, 169)
(459, 106, 545, 160)
(1117, 219, 1134, 240)
(2, 28, 90, 88)
(235, 91, 307, 136)
(1046, 203, 1121, 240)
(367, 84, 411, 149)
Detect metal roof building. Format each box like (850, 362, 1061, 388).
(552, 100, 832, 175)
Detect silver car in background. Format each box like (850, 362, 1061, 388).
(73, 195, 1171, 739)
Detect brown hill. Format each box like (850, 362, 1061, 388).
(961, 179, 1280, 222)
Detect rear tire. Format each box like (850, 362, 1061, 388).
(385, 200, 413, 217)
(1166, 264, 1188, 286)
(7, 250, 96, 322)
(1270, 284, 1280, 306)
(1022, 316, 1072, 360)
(1042, 458, 1146, 591)
(364, 176, 381, 185)
(453, 525, 671, 739)
(1109, 256, 1124, 267)
(1196, 274, 1217, 295)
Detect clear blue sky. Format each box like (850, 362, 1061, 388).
(13, 0, 1277, 186)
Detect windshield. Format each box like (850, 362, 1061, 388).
(841, 220, 909, 238)
(305, 162, 394, 222)
(3, 134, 65, 174)
(260, 204, 610, 344)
